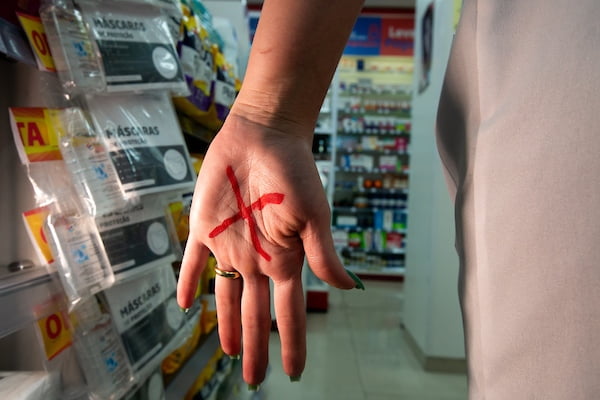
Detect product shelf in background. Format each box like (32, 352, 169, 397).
(333, 226, 407, 235)
(314, 128, 334, 135)
(335, 187, 409, 195)
(335, 167, 410, 175)
(336, 149, 409, 156)
(337, 129, 411, 136)
(344, 265, 405, 279)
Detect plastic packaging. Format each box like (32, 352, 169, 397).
(70, 296, 135, 399)
(40, 0, 188, 96)
(10, 107, 116, 306)
(86, 92, 196, 197)
(59, 108, 130, 215)
(45, 204, 115, 305)
(100, 264, 190, 381)
(96, 196, 180, 282)
(40, 0, 106, 95)
(122, 368, 166, 400)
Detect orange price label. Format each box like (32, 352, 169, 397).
(37, 312, 73, 360)
(9, 107, 64, 164)
(23, 206, 54, 264)
(16, 13, 56, 72)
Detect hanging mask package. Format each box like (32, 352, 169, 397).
(100, 264, 190, 382)
(9, 107, 116, 307)
(96, 196, 181, 283)
(40, 0, 189, 96)
(86, 92, 196, 197)
(59, 107, 131, 215)
(70, 296, 135, 399)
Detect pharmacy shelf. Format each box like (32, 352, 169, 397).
(335, 187, 409, 195)
(336, 167, 410, 174)
(337, 130, 411, 136)
(165, 327, 220, 400)
(337, 149, 409, 156)
(345, 265, 405, 281)
(333, 227, 407, 236)
(339, 110, 411, 118)
(333, 207, 408, 214)
(0, 269, 60, 339)
(314, 128, 334, 135)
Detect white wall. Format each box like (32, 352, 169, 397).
(403, 0, 464, 359)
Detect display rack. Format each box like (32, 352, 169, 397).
(305, 78, 339, 312)
(332, 55, 413, 280)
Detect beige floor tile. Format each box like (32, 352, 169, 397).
(259, 280, 468, 400)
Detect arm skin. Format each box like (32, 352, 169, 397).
(177, 0, 365, 386)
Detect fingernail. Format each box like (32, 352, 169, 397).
(346, 269, 365, 290)
(228, 354, 240, 360)
(289, 375, 302, 382)
(248, 384, 260, 391)
(180, 307, 190, 313)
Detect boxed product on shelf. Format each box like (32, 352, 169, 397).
(40, 0, 188, 95)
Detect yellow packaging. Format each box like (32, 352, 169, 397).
(17, 13, 56, 72)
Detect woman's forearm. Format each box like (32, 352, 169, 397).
(233, 0, 364, 136)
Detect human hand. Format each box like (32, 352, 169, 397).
(177, 112, 363, 387)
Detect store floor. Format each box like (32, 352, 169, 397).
(260, 281, 468, 400)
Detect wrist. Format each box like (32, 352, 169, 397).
(229, 86, 318, 143)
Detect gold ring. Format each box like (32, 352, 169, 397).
(214, 266, 241, 279)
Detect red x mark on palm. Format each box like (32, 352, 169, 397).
(208, 166, 284, 261)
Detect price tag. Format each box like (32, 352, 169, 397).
(23, 206, 54, 264)
(37, 312, 73, 360)
(16, 13, 56, 72)
(9, 108, 63, 164)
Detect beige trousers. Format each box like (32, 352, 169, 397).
(436, 0, 600, 398)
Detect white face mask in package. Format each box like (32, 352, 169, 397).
(101, 264, 189, 379)
(86, 93, 195, 196)
(96, 199, 178, 282)
(40, 0, 188, 95)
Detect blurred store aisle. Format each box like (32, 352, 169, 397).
(261, 281, 467, 400)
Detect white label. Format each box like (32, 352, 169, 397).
(214, 80, 236, 106)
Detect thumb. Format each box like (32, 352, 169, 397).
(301, 222, 364, 290)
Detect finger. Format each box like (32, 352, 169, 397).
(215, 263, 243, 358)
(177, 237, 210, 308)
(273, 274, 306, 378)
(302, 223, 356, 290)
(241, 274, 271, 386)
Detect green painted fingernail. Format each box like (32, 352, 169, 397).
(346, 269, 365, 290)
(289, 375, 302, 382)
(228, 354, 240, 360)
(248, 384, 260, 391)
